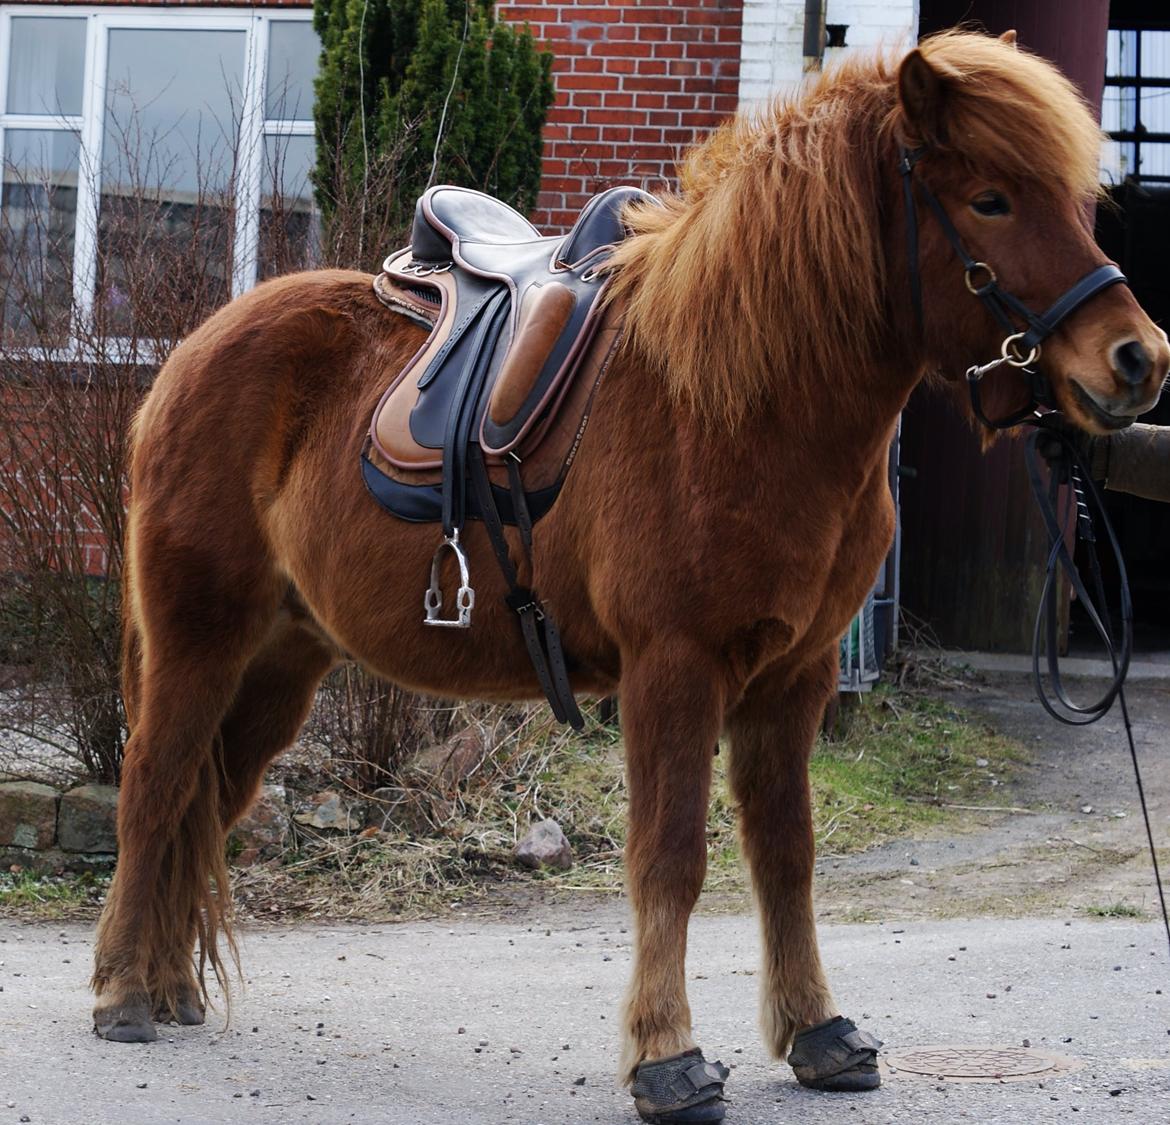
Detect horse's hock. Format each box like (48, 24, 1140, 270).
(0, 781, 118, 872)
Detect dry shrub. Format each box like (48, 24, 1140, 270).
(0, 99, 423, 784)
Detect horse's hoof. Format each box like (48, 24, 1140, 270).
(788, 1015, 881, 1091)
(155, 997, 205, 1026)
(632, 1049, 729, 1123)
(94, 1004, 158, 1043)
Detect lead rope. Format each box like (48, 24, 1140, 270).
(1024, 421, 1170, 955)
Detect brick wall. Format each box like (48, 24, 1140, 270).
(499, 1, 745, 231)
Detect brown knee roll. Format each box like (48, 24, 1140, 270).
(488, 281, 575, 427)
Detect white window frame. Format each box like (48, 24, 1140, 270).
(0, 4, 316, 361)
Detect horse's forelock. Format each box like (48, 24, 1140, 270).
(916, 30, 1103, 200)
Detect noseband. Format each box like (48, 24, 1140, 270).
(899, 146, 1127, 429)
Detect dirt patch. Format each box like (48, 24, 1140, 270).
(812, 674, 1170, 922)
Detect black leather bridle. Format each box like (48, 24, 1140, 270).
(898, 146, 1128, 429)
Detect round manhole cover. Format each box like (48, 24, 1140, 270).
(886, 1046, 1078, 1082)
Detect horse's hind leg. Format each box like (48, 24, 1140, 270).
(726, 652, 880, 1090)
(149, 607, 336, 1029)
(216, 607, 336, 830)
(619, 641, 728, 1121)
(93, 533, 285, 1042)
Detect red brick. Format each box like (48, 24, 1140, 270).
(623, 75, 678, 93)
(598, 41, 654, 58)
(592, 109, 644, 125)
(568, 74, 622, 91)
(572, 7, 624, 22)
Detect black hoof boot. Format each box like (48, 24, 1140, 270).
(94, 1001, 158, 1043)
(631, 1048, 729, 1123)
(788, 1015, 881, 1091)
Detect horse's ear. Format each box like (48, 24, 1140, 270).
(898, 49, 948, 146)
(1000, 29, 1018, 47)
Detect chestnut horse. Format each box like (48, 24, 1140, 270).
(93, 30, 1167, 1123)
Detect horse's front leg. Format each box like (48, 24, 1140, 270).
(726, 651, 881, 1091)
(619, 640, 731, 1124)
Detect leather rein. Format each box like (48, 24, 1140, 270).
(899, 145, 1170, 952)
(898, 145, 1126, 429)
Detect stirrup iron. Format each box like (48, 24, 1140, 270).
(424, 529, 475, 628)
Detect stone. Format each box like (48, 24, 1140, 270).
(515, 819, 573, 871)
(230, 784, 290, 864)
(293, 789, 367, 832)
(0, 781, 60, 850)
(410, 726, 488, 789)
(0, 844, 116, 874)
(58, 784, 119, 854)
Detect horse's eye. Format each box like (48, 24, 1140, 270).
(971, 191, 1011, 217)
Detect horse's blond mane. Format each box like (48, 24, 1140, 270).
(604, 31, 1104, 427)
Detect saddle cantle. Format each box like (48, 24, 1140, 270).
(362, 183, 660, 727)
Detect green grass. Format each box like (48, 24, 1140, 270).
(232, 685, 1026, 919)
(2, 686, 1025, 923)
(0, 869, 111, 919)
(1083, 902, 1144, 918)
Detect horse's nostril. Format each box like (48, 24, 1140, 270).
(1112, 339, 1153, 386)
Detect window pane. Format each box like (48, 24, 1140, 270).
(1, 130, 79, 345)
(259, 134, 317, 278)
(7, 17, 87, 117)
(98, 29, 245, 335)
(1135, 143, 1170, 180)
(1141, 31, 1170, 79)
(266, 21, 319, 121)
(1139, 86, 1170, 141)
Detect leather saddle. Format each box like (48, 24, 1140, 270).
(362, 183, 659, 726)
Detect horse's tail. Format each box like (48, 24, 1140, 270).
(102, 416, 241, 1022)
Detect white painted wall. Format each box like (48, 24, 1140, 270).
(739, 0, 919, 109)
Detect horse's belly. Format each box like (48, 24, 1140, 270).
(268, 476, 615, 701)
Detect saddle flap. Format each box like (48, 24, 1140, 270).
(488, 282, 576, 429)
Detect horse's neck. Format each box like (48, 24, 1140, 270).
(730, 348, 922, 475)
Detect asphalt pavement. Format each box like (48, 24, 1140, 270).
(2, 911, 1167, 1124)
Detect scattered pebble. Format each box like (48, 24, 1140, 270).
(573, 1076, 586, 1087)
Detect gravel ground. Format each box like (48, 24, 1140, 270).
(1, 913, 1168, 1125)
